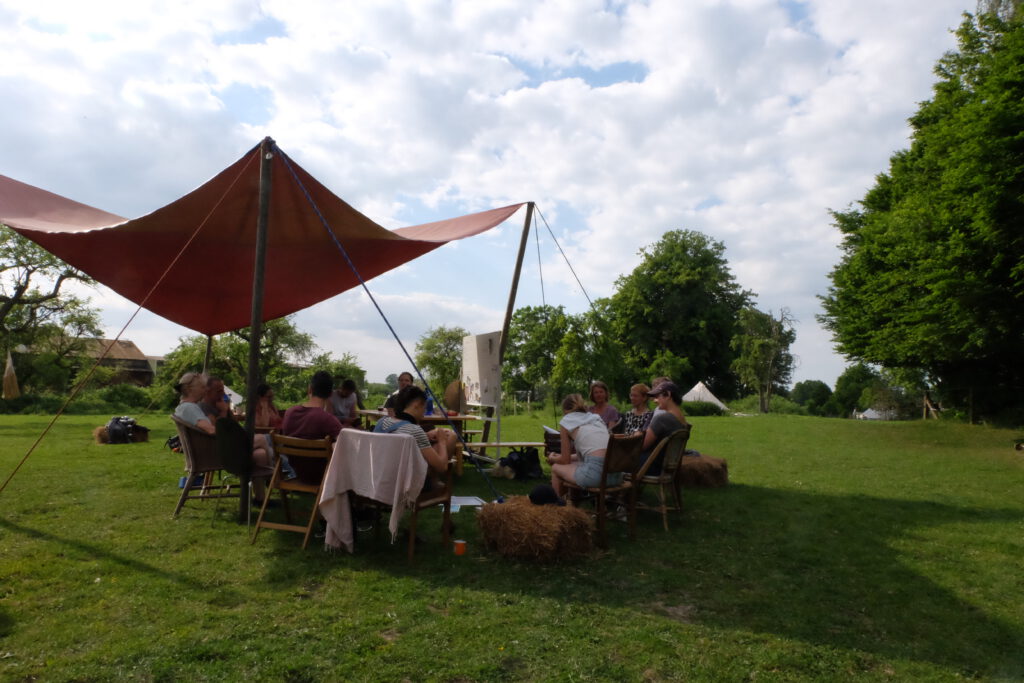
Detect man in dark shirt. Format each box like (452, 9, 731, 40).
(281, 370, 343, 441)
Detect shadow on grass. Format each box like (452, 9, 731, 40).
(660, 484, 1024, 675)
(0, 517, 241, 601)
(254, 476, 1024, 676)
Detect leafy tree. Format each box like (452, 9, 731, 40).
(414, 325, 469, 390)
(730, 307, 796, 413)
(503, 305, 570, 400)
(550, 316, 591, 399)
(791, 380, 833, 416)
(824, 363, 881, 417)
(819, 9, 1024, 422)
(978, 0, 1020, 21)
(14, 306, 103, 393)
(384, 373, 399, 391)
(1, 225, 96, 345)
(152, 316, 347, 409)
(610, 230, 750, 398)
(1, 224, 103, 392)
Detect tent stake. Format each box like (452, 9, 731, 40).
(240, 136, 274, 523)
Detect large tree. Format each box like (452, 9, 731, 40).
(1, 224, 100, 382)
(730, 307, 796, 413)
(819, 9, 1024, 421)
(414, 325, 469, 390)
(503, 305, 570, 399)
(610, 230, 750, 396)
(791, 380, 833, 416)
(824, 363, 881, 418)
(153, 316, 331, 407)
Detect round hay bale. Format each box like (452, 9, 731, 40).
(678, 454, 728, 488)
(477, 496, 594, 562)
(93, 426, 110, 444)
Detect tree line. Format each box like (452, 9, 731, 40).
(820, 5, 1024, 424)
(415, 229, 798, 412)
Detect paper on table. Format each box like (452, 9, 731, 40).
(451, 496, 487, 506)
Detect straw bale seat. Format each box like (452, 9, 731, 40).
(477, 496, 594, 562)
(677, 453, 729, 488)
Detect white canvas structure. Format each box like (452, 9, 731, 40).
(462, 332, 501, 407)
(683, 381, 728, 410)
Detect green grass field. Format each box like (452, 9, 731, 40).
(1, 413, 1022, 681)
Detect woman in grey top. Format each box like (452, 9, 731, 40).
(640, 381, 688, 476)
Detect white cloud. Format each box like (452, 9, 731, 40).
(0, 0, 975, 387)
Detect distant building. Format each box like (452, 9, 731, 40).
(79, 339, 158, 386)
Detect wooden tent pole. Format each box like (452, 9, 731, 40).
(202, 335, 213, 373)
(480, 202, 534, 449)
(499, 202, 535, 363)
(240, 136, 274, 523)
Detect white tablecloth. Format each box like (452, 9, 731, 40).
(319, 428, 426, 552)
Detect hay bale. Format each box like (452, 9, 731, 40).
(93, 423, 150, 444)
(477, 496, 594, 562)
(678, 454, 728, 488)
(93, 426, 109, 444)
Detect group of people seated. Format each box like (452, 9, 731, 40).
(549, 377, 689, 498)
(174, 369, 687, 507)
(173, 369, 451, 501)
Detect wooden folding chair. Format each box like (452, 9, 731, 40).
(631, 426, 692, 531)
(558, 433, 645, 547)
(345, 430, 454, 562)
(171, 415, 239, 517)
(214, 418, 275, 525)
(251, 433, 333, 549)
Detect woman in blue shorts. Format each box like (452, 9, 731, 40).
(550, 393, 619, 498)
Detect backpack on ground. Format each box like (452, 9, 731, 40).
(105, 416, 136, 445)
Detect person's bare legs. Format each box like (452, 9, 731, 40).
(551, 463, 577, 498)
(251, 445, 270, 500)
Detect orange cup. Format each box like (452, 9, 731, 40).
(453, 539, 467, 556)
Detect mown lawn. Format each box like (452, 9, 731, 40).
(1, 412, 1022, 681)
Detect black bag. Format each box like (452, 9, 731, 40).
(499, 447, 544, 481)
(105, 416, 136, 445)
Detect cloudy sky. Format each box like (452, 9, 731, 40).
(1, 0, 974, 386)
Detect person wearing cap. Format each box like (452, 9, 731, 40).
(640, 381, 689, 475)
(550, 393, 621, 498)
(649, 376, 672, 417)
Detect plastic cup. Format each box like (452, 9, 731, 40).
(453, 539, 467, 556)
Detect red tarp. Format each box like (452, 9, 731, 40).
(0, 143, 524, 335)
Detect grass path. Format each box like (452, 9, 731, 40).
(1, 413, 1022, 680)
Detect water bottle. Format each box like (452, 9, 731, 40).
(426, 397, 434, 415)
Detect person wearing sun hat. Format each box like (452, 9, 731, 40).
(639, 381, 689, 475)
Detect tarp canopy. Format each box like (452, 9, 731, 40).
(0, 142, 524, 335)
(683, 381, 728, 410)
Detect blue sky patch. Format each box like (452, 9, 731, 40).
(779, 0, 811, 26)
(214, 15, 286, 45)
(218, 83, 273, 126)
(504, 55, 648, 89)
